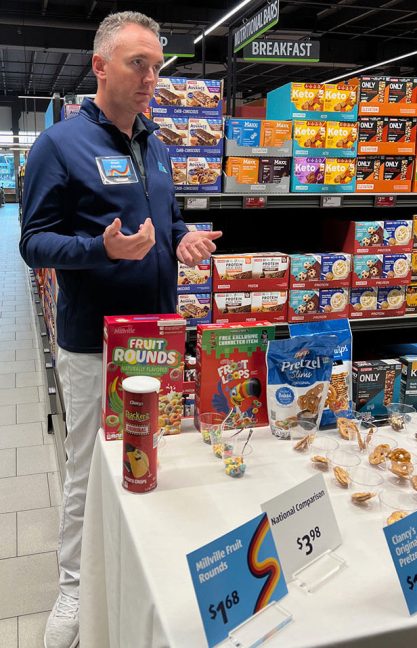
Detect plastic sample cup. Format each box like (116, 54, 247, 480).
(349, 467, 384, 509)
(386, 449, 416, 487)
(199, 412, 226, 445)
(367, 435, 398, 471)
(309, 436, 339, 471)
(326, 448, 361, 488)
(380, 487, 417, 526)
(290, 420, 317, 453)
(386, 403, 416, 433)
(222, 438, 253, 478)
(335, 410, 375, 453)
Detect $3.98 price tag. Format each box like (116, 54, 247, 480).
(187, 513, 288, 648)
(297, 526, 321, 556)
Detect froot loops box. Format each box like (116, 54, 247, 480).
(102, 314, 186, 440)
(194, 322, 275, 431)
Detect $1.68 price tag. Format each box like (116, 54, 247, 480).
(187, 513, 288, 648)
(262, 473, 342, 579)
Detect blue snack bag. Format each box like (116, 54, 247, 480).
(266, 334, 337, 439)
(289, 319, 352, 428)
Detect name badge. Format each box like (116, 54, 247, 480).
(96, 156, 138, 184)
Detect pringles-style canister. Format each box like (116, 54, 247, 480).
(122, 376, 161, 493)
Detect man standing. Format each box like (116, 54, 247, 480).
(20, 11, 221, 648)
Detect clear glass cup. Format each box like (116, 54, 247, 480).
(386, 403, 416, 434)
(367, 435, 398, 471)
(222, 437, 253, 478)
(309, 436, 339, 471)
(290, 420, 317, 453)
(199, 412, 227, 445)
(326, 448, 361, 488)
(380, 487, 417, 526)
(349, 466, 384, 509)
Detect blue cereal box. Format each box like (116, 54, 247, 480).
(383, 220, 413, 252)
(225, 118, 261, 147)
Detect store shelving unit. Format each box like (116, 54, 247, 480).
(28, 269, 66, 486)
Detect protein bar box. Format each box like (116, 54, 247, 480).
(212, 253, 289, 292)
(102, 314, 186, 440)
(352, 359, 401, 417)
(400, 355, 417, 407)
(194, 322, 276, 430)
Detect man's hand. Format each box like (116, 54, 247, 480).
(103, 217, 155, 261)
(176, 230, 222, 266)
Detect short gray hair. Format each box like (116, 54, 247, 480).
(94, 11, 160, 59)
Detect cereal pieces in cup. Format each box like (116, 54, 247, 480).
(199, 412, 227, 445)
(222, 437, 252, 478)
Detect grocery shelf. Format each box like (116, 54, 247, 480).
(176, 192, 417, 210)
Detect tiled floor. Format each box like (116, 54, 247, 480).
(0, 204, 61, 647)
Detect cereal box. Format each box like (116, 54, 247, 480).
(177, 293, 211, 326)
(260, 120, 292, 147)
(171, 157, 187, 186)
(292, 157, 325, 186)
(102, 314, 186, 440)
(152, 77, 187, 106)
(352, 359, 401, 417)
(188, 118, 223, 147)
(293, 121, 326, 149)
(324, 83, 358, 113)
(224, 119, 261, 147)
(290, 253, 351, 288)
(384, 220, 413, 250)
(186, 79, 223, 110)
(153, 117, 188, 146)
(324, 158, 356, 185)
(186, 157, 222, 187)
(325, 122, 358, 150)
(288, 288, 349, 322)
(194, 322, 275, 430)
(388, 78, 417, 104)
(258, 157, 291, 184)
(359, 76, 389, 104)
(290, 83, 324, 111)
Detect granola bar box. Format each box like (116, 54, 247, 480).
(177, 223, 212, 293)
(212, 253, 289, 292)
(102, 314, 186, 440)
(352, 359, 401, 417)
(194, 322, 275, 430)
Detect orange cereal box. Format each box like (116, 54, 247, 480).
(324, 83, 358, 113)
(102, 314, 186, 439)
(195, 322, 275, 430)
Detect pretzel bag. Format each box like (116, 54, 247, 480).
(266, 335, 336, 439)
(289, 319, 352, 428)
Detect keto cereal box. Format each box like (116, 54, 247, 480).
(293, 121, 326, 149)
(325, 122, 358, 150)
(324, 158, 356, 185)
(324, 83, 358, 112)
(102, 314, 186, 439)
(195, 322, 275, 430)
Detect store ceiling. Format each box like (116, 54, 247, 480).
(1, 0, 417, 110)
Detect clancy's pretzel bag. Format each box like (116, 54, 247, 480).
(289, 319, 352, 429)
(266, 335, 337, 439)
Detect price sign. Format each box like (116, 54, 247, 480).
(185, 197, 209, 210)
(262, 473, 342, 579)
(374, 195, 396, 208)
(320, 195, 342, 208)
(243, 196, 267, 208)
(187, 513, 287, 648)
(383, 510, 417, 614)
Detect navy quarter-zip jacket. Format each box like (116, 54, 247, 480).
(20, 98, 188, 353)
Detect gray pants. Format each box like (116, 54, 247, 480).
(56, 347, 103, 597)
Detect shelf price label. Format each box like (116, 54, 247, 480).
(374, 195, 396, 208)
(383, 510, 417, 615)
(187, 513, 288, 648)
(262, 473, 342, 578)
(243, 196, 267, 208)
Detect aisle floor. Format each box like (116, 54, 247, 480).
(0, 203, 61, 647)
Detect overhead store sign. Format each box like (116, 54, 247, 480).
(160, 33, 194, 58)
(233, 0, 279, 53)
(243, 38, 320, 62)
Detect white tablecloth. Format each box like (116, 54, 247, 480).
(79, 425, 417, 648)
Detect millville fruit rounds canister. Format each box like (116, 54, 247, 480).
(122, 376, 160, 493)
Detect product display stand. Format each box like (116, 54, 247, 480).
(292, 550, 346, 594)
(228, 602, 293, 648)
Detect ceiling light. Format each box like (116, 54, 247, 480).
(160, 56, 178, 71)
(194, 0, 253, 44)
(323, 49, 417, 84)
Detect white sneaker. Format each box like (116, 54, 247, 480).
(44, 593, 79, 648)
